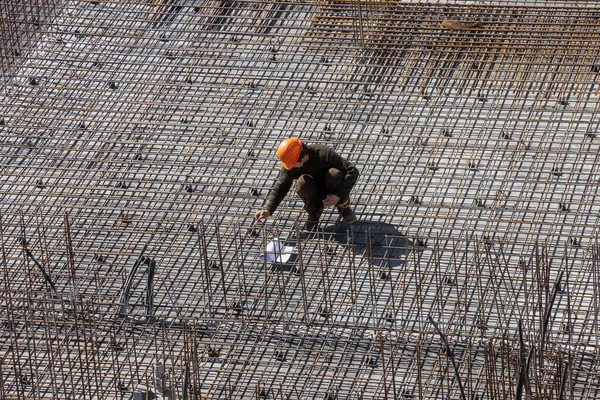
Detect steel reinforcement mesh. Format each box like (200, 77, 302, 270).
(1, 1, 600, 399)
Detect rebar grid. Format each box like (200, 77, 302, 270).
(2, 0, 600, 399)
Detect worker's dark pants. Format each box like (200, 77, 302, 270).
(296, 168, 350, 218)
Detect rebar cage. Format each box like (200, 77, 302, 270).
(1, 1, 600, 399)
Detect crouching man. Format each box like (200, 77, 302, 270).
(254, 137, 359, 231)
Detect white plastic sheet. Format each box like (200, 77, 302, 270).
(259, 238, 295, 263)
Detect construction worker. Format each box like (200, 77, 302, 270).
(254, 137, 359, 230)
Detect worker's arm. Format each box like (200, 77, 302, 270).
(255, 169, 293, 221)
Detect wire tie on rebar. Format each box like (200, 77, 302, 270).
(230, 301, 242, 315)
(483, 236, 493, 248)
(551, 167, 562, 177)
(385, 312, 395, 323)
(408, 195, 419, 205)
(19, 374, 31, 386)
(274, 349, 285, 361)
(319, 305, 329, 318)
(206, 345, 219, 358)
(365, 356, 377, 368)
(442, 276, 456, 286)
(585, 128, 595, 139)
(35, 179, 46, 189)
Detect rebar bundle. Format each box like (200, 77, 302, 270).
(1, 1, 600, 399)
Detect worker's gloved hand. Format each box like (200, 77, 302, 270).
(322, 194, 340, 207)
(255, 210, 270, 222)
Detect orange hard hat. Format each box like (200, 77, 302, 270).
(277, 138, 302, 170)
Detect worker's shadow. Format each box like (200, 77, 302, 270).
(320, 220, 415, 271)
(277, 220, 416, 274)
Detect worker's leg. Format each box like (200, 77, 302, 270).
(325, 168, 349, 206)
(296, 174, 324, 220)
(325, 168, 356, 223)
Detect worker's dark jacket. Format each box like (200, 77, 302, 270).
(266, 144, 359, 214)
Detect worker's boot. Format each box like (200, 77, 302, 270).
(336, 200, 357, 224)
